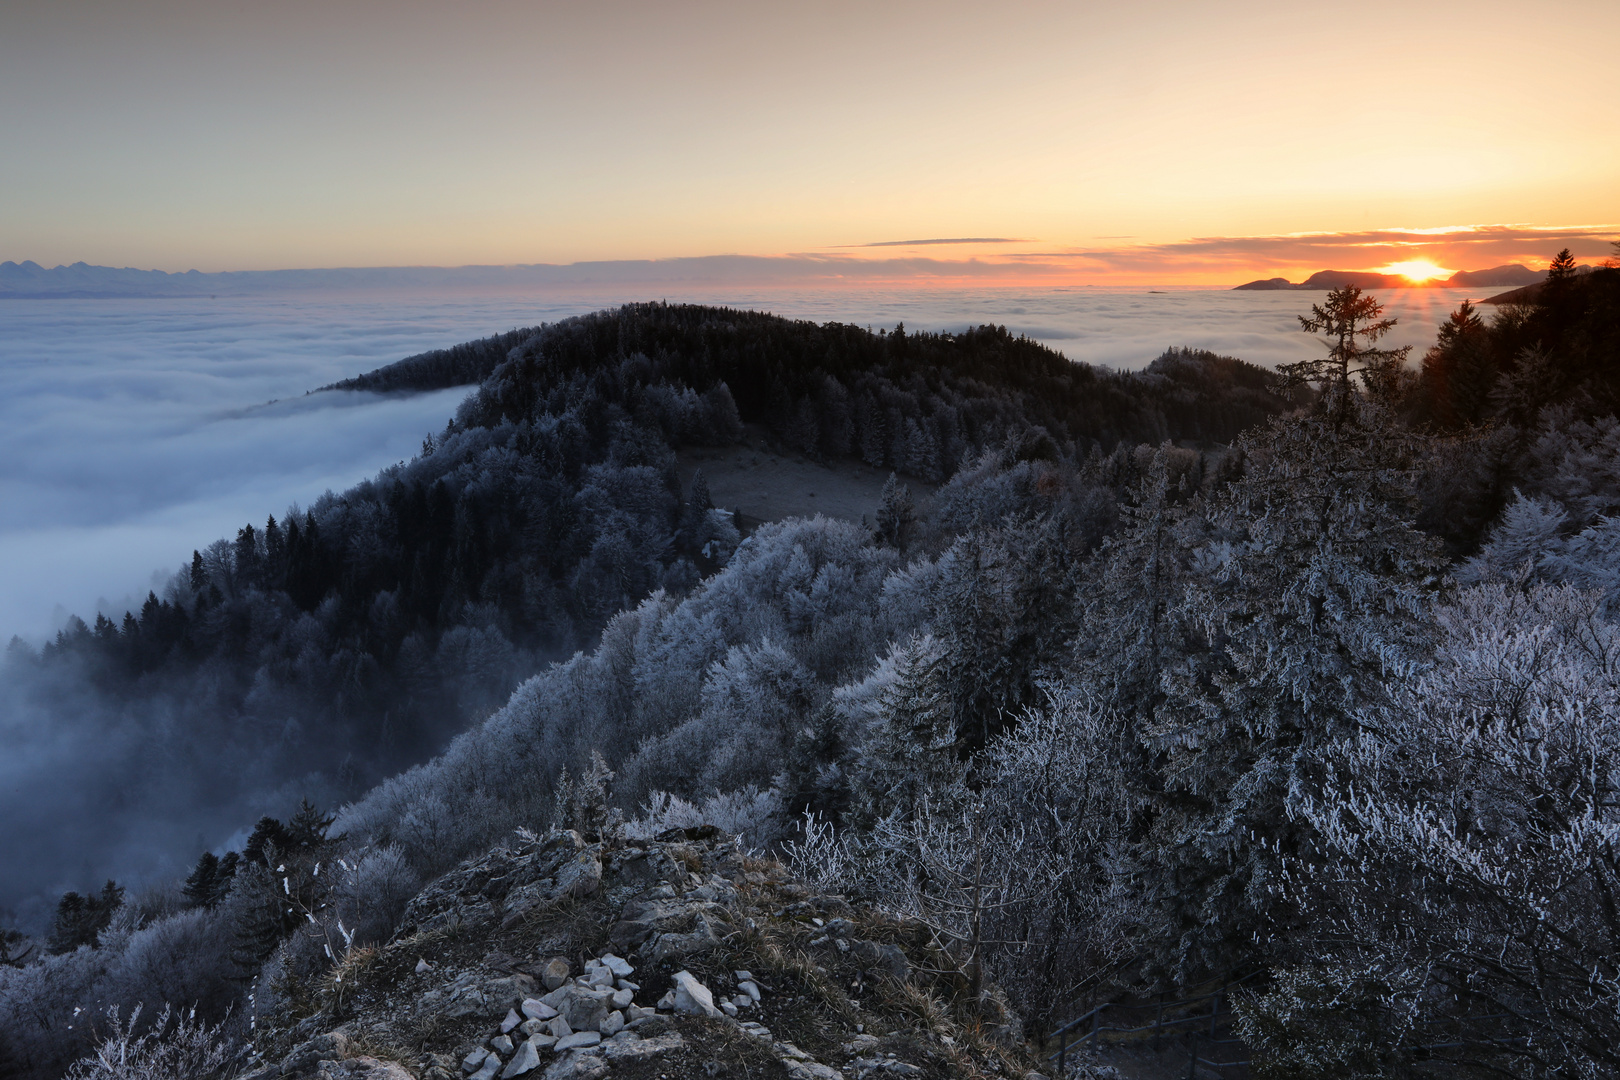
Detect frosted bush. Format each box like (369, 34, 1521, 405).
(65, 1004, 239, 1080)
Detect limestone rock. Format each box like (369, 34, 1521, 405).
(540, 984, 613, 1032)
(498, 1039, 540, 1079)
(282, 1033, 356, 1077)
(540, 959, 571, 991)
(539, 1053, 607, 1080)
(849, 939, 910, 981)
(521, 998, 557, 1021)
(670, 970, 721, 1018)
(599, 1032, 684, 1062)
(553, 1031, 602, 1051)
(311, 1057, 416, 1080)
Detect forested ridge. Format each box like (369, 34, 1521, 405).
(5, 259, 1620, 1079)
(0, 303, 1300, 926)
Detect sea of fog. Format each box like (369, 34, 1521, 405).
(0, 285, 1486, 640)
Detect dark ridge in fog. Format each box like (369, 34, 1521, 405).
(0, 304, 1300, 934)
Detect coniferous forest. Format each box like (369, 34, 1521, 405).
(3, 250, 1620, 1078)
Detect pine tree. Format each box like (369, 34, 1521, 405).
(243, 816, 290, 868)
(1419, 300, 1494, 427)
(47, 880, 123, 953)
(1284, 286, 1412, 422)
(183, 852, 221, 908)
(875, 474, 916, 551)
(1137, 395, 1445, 979)
(227, 866, 288, 977)
(849, 636, 960, 826)
(0, 927, 33, 967)
(285, 799, 338, 850)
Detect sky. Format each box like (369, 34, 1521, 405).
(2, 0, 1617, 284)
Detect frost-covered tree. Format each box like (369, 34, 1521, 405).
(1137, 396, 1445, 977)
(1244, 584, 1620, 1078)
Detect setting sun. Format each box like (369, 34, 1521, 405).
(1377, 259, 1453, 283)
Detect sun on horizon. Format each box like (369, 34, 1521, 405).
(1377, 259, 1453, 284)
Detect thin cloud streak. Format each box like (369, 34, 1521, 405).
(853, 238, 1028, 248)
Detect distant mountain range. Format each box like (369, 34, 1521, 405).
(1234, 264, 1547, 291)
(0, 256, 955, 298)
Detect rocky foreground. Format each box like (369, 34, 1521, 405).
(239, 826, 1049, 1080)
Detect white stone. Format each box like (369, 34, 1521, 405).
(720, 999, 739, 1017)
(671, 970, 722, 1018)
(733, 994, 752, 1009)
(469, 1055, 501, 1080)
(521, 998, 558, 1021)
(785, 1064, 843, 1080)
(463, 1048, 493, 1073)
(500, 1009, 523, 1034)
(417, 958, 433, 974)
(600, 1010, 625, 1036)
(609, 988, 633, 1009)
(499, 1039, 540, 1079)
(546, 1015, 572, 1039)
(738, 979, 762, 1002)
(553, 1031, 602, 1051)
(734, 970, 752, 982)
(539, 1053, 607, 1080)
(601, 1032, 684, 1063)
(489, 1035, 514, 1055)
(600, 953, 634, 977)
(655, 990, 676, 1011)
(528, 1034, 558, 1050)
(616, 979, 640, 992)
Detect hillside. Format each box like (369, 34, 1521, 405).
(237, 826, 1045, 1080)
(0, 305, 1296, 937)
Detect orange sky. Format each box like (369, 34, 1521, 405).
(2, 0, 1616, 284)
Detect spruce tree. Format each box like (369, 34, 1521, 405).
(1137, 396, 1444, 979)
(1284, 285, 1411, 421)
(183, 852, 221, 908)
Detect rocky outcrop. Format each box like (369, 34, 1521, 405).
(242, 826, 1038, 1080)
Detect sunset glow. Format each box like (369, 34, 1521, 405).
(1378, 259, 1453, 283)
(2, 1, 1618, 283)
